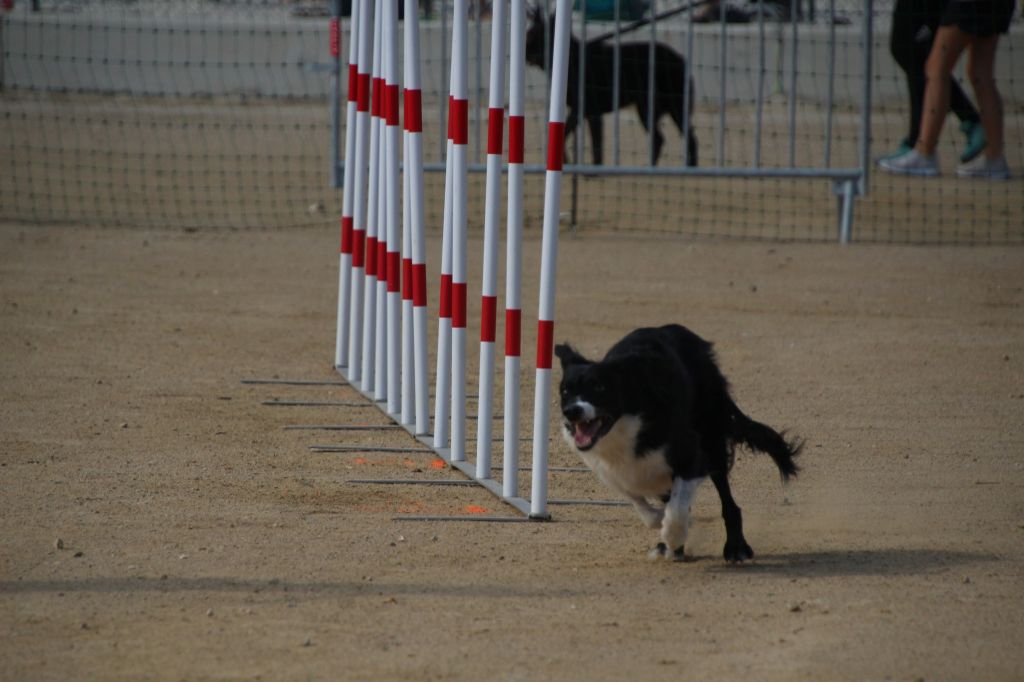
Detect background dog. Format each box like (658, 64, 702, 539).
(524, 8, 698, 167)
(555, 324, 801, 561)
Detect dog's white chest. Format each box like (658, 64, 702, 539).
(573, 415, 674, 497)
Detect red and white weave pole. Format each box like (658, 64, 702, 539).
(432, 95, 454, 450)
(383, 0, 401, 415)
(503, 0, 526, 499)
(361, 5, 383, 393)
(404, 0, 430, 435)
(373, 102, 388, 402)
(449, 0, 470, 463)
(347, 0, 373, 382)
(475, 0, 507, 480)
(333, 0, 358, 370)
(433, 15, 463, 452)
(530, 0, 573, 518)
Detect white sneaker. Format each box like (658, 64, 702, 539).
(878, 149, 940, 177)
(956, 154, 1011, 180)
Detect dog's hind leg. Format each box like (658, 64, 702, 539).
(650, 476, 704, 561)
(711, 471, 754, 563)
(586, 114, 604, 165)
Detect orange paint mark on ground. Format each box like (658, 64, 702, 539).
(464, 505, 488, 515)
(353, 457, 369, 465)
(430, 459, 447, 470)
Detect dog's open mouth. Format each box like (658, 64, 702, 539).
(567, 415, 613, 451)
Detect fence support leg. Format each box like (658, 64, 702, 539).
(834, 179, 856, 244)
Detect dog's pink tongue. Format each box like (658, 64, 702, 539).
(574, 420, 601, 447)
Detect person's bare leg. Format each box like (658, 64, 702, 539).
(966, 34, 1004, 159)
(916, 26, 971, 157)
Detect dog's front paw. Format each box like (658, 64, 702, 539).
(648, 542, 686, 562)
(723, 539, 754, 563)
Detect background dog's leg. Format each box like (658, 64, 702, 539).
(627, 495, 664, 529)
(711, 471, 754, 562)
(586, 114, 603, 165)
(653, 476, 704, 561)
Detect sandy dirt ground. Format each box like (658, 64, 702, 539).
(2, 222, 1023, 681)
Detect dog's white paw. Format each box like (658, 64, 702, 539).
(647, 543, 686, 562)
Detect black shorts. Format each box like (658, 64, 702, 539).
(940, 0, 1017, 36)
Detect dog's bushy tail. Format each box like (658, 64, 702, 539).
(729, 404, 802, 481)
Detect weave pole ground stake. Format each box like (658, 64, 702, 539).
(529, 0, 573, 520)
(347, 0, 373, 383)
(475, 0, 506, 481)
(334, 0, 358, 369)
(503, 0, 526, 499)
(404, 0, 430, 436)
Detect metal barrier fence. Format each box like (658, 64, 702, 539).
(1, 0, 1021, 242)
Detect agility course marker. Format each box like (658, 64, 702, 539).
(474, 0, 507, 481)
(383, 0, 402, 416)
(503, 0, 527, 500)
(334, 0, 358, 369)
(403, 0, 430, 436)
(530, 0, 574, 520)
(346, 0, 373, 383)
(449, 0, 470, 464)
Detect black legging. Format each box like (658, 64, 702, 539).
(889, 0, 980, 145)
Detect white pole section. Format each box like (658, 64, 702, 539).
(450, 0, 469, 464)
(361, 3, 383, 393)
(384, 0, 401, 415)
(334, 0, 358, 370)
(503, 0, 525, 499)
(530, 0, 573, 519)
(347, 0, 374, 383)
(405, 0, 430, 436)
(475, 0, 507, 481)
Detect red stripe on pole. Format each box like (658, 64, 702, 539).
(536, 320, 555, 369)
(414, 264, 428, 307)
(377, 240, 387, 282)
(439, 274, 452, 318)
(487, 108, 504, 156)
(364, 236, 377, 276)
(352, 229, 365, 267)
(387, 252, 400, 292)
(371, 77, 383, 117)
(402, 258, 413, 300)
(480, 296, 497, 343)
(451, 98, 468, 145)
(404, 89, 422, 133)
(452, 283, 467, 329)
(505, 309, 522, 357)
(329, 18, 340, 58)
(357, 74, 371, 112)
(1, 0, 13, 11)
(508, 116, 524, 164)
(347, 65, 358, 102)
(385, 84, 400, 126)
(546, 122, 565, 171)
(341, 216, 353, 254)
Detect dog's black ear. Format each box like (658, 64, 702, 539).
(554, 343, 589, 369)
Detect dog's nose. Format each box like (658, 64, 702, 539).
(562, 404, 584, 422)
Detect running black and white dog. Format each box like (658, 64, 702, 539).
(555, 324, 801, 562)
